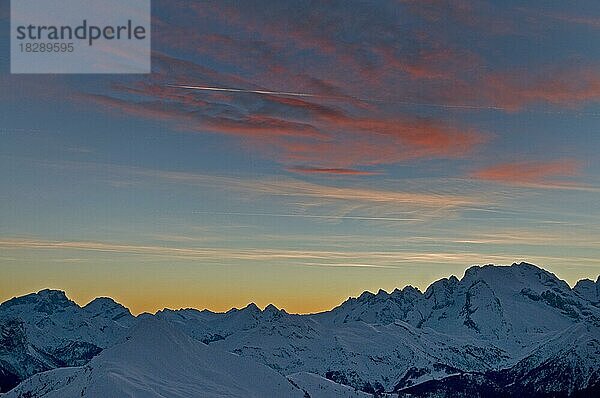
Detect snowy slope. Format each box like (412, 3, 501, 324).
(289, 372, 374, 397)
(4, 318, 304, 398)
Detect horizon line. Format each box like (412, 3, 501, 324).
(3, 261, 597, 316)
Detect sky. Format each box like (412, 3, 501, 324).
(1, 0, 600, 315)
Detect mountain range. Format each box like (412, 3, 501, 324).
(1, 262, 599, 397)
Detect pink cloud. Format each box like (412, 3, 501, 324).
(471, 160, 581, 184)
(483, 67, 600, 110)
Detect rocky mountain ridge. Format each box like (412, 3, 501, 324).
(1, 262, 599, 397)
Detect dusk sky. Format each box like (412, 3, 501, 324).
(1, 0, 600, 315)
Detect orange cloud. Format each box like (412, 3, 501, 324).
(471, 160, 581, 184)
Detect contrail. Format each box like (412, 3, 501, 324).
(167, 84, 504, 110)
(166, 84, 349, 100)
(192, 210, 421, 222)
(168, 84, 600, 115)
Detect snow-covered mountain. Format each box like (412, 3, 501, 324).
(1, 262, 599, 397)
(0, 290, 134, 392)
(4, 318, 305, 398)
(155, 262, 600, 395)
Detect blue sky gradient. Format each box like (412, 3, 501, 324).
(1, 0, 599, 313)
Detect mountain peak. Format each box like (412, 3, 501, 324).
(0, 289, 76, 315)
(357, 291, 376, 301)
(462, 262, 561, 284)
(575, 278, 595, 287)
(264, 303, 279, 312)
(36, 289, 69, 299)
(239, 302, 260, 313)
(262, 303, 287, 318)
(84, 296, 126, 311)
(402, 285, 421, 295)
(35, 289, 75, 307)
(83, 297, 132, 321)
(573, 278, 599, 303)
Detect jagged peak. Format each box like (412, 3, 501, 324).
(37, 288, 69, 299)
(401, 285, 422, 296)
(335, 262, 575, 314)
(84, 296, 126, 310)
(424, 275, 459, 297)
(262, 303, 289, 318)
(230, 302, 260, 313)
(575, 278, 595, 287)
(574, 276, 600, 287)
(335, 285, 423, 311)
(573, 278, 599, 303)
(1, 289, 76, 311)
(157, 307, 216, 317)
(84, 297, 132, 319)
(357, 291, 376, 301)
(264, 303, 279, 312)
(462, 263, 497, 279)
(155, 307, 176, 315)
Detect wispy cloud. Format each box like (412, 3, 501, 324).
(33, 158, 484, 217)
(3, 237, 598, 272)
(137, 168, 483, 220)
(0, 157, 492, 233)
(191, 211, 420, 223)
(285, 166, 382, 176)
(0, 237, 468, 266)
